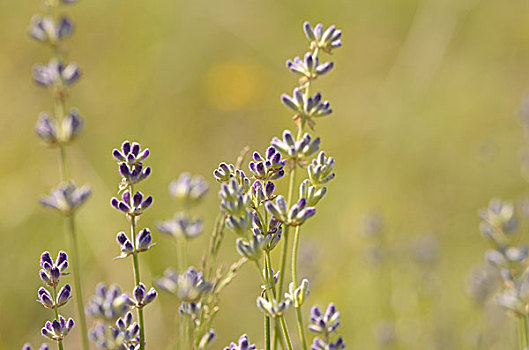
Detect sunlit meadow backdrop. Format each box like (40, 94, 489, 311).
(2, 0, 529, 348)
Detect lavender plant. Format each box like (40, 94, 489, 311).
(30, 251, 75, 350)
(23, 16, 346, 350)
(213, 21, 343, 350)
(477, 199, 529, 349)
(108, 141, 157, 349)
(29, 0, 90, 348)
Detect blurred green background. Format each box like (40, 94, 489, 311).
(2, 0, 529, 348)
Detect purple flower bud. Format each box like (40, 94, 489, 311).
(56, 284, 71, 307)
(38, 287, 54, 309)
(143, 287, 157, 305)
(133, 283, 146, 303)
(119, 163, 130, 179)
(40, 270, 51, 285)
(133, 192, 143, 207)
(141, 195, 153, 210)
(122, 141, 131, 155)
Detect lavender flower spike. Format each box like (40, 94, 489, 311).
(33, 58, 80, 87)
(41, 315, 75, 341)
(281, 88, 332, 129)
(28, 15, 74, 44)
(39, 251, 69, 287)
(40, 182, 91, 216)
(303, 22, 343, 53)
(286, 52, 333, 81)
(155, 267, 213, 302)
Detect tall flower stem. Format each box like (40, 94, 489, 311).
(291, 225, 308, 349)
(129, 184, 146, 350)
(66, 215, 89, 349)
(54, 94, 89, 350)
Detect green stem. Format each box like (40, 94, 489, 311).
(66, 215, 89, 350)
(519, 317, 525, 350)
(523, 316, 529, 348)
(265, 314, 271, 350)
(279, 316, 294, 350)
(291, 225, 308, 350)
(129, 184, 146, 350)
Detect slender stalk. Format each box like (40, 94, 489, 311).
(129, 184, 146, 350)
(519, 317, 525, 350)
(291, 225, 308, 349)
(279, 316, 294, 350)
(523, 316, 529, 348)
(265, 314, 271, 350)
(66, 215, 89, 349)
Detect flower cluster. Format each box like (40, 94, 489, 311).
(106, 140, 157, 349)
(155, 267, 213, 302)
(29, 0, 91, 346)
(157, 172, 208, 242)
(210, 21, 342, 350)
(309, 303, 345, 349)
(35, 252, 75, 345)
(477, 199, 529, 316)
(111, 141, 155, 257)
(86, 284, 145, 349)
(40, 182, 91, 216)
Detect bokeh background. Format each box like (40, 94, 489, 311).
(2, 0, 529, 348)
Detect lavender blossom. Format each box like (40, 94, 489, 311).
(252, 213, 282, 251)
(271, 130, 320, 163)
(39, 251, 69, 287)
(115, 228, 155, 258)
(85, 283, 134, 322)
(112, 141, 150, 166)
(308, 151, 336, 186)
(286, 52, 333, 80)
(281, 88, 332, 129)
(40, 182, 91, 216)
(33, 58, 80, 87)
(299, 179, 327, 206)
(236, 234, 267, 260)
(169, 173, 209, 205)
(155, 267, 213, 302)
(115, 312, 140, 346)
(303, 22, 342, 53)
(248, 147, 286, 181)
(157, 214, 203, 240)
(265, 196, 316, 226)
(310, 337, 345, 350)
(479, 198, 518, 246)
(224, 334, 256, 350)
(38, 284, 72, 309)
(198, 329, 216, 349)
(131, 283, 157, 308)
(250, 180, 275, 207)
(256, 295, 292, 318)
(41, 316, 75, 341)
(111, 190, 153, 217)
(28, 15, 74, 43)
(285, 279, 310, 308)
(309, 303, 341, 336)
(89, 323, 134, 350)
